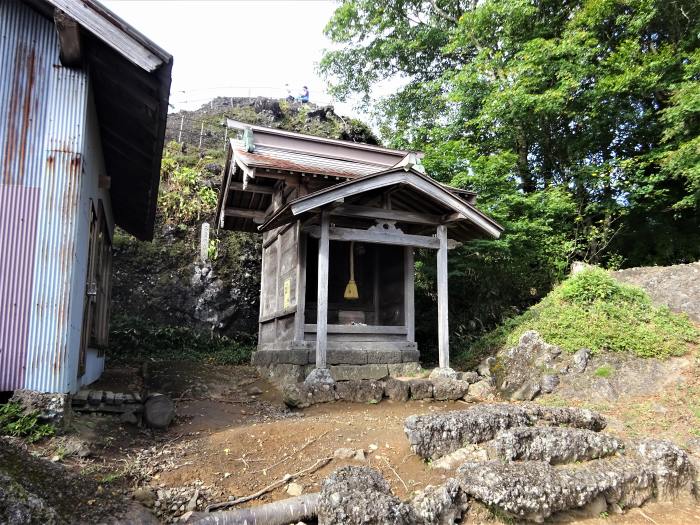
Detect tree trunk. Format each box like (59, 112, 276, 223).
(186, 494, 319, 525)
(516, 128, 534, 193)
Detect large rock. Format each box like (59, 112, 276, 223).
(487, 427, 623, 464)
(432, 379, 470, 401)
(318, 466, 416, 524)
(456, 438, 696, 522)
(494, 331, 562, 401)
(0, 439, 131, 523)
(0, 473, 60, 525)
(383, 378, 410, 402)
(404, 404, 532, 460)
(457, 459, 653, 522)
(283, 382, 336, 408)
(410, 479, 468, 525)
(613, 261, 700, 322)
(335, 380, 384, 403)
(10, 390, 69, 427)
(404, 404, 606, 460)
(554, 352, 690, 402)
(143, 394, 175, 429)
(489, 331, 691, 403)
(635, 438, 697, 498)
(408, 379, 433, 400)
(463, 378, 495, 402)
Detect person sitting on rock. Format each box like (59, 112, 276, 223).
(298, 86, 309, 103)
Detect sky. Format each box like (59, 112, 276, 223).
(101, 0, 358, 116)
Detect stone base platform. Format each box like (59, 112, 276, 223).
(252, 342, 421, 386)
(258, 361, 422, 386)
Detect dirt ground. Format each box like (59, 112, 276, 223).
(34, 358, 700, 524)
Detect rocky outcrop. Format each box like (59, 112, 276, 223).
(482, 330, 690, 403)
(457, 458, 655, 522)
(313, 432, 696, 524)
(0, 439, 143, 524)
(613, 262, 700, 322)
(410, 479, 469, 525)
(318, 466, 416, 524)
(486, 426, 623, 464)
(457, 437, 696, 523)
(404, 404, 606, 461)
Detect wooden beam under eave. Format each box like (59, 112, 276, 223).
(229, 181, 274, 194)
(303, 225, 461, 250)
(331, 204, 442, 225)
(54, 10, 82, 68)
(223, 207, 267, 224)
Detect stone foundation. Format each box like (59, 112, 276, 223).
(257, 361, 422, 386)
(281, 375, 481, 408)
(251, 347, 420, 367)
(252, 343, 422, 386)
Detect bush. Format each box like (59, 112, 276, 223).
(458, 268, 698, 363)
(158, 141, 218, 225)
(107, 315, 254, 366)
(0, 403, 54, 443)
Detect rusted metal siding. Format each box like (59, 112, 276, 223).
(1, 0, 88, 392)
(0, 186, 40, 389)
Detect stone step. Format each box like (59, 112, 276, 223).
(457, 438, 695, 522)
(404, 403, 607, 461)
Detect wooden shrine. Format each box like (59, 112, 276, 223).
(216, 121, 503, 383)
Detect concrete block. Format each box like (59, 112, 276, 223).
(259, 364, 305, 386)
(388, 362, 421, 377)
(327, 349, 368, 365)
(251, 351, 272, 366)
(366, 350, 402, 364)
(330, 364, 389, 381)
(402, 349, 420, 362)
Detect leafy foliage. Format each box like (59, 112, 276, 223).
(0, 403, 55, 443)
(458, 268, 698, 363)
(322, 0, 700, 347)
(107, 315, 254, 366)
(159, 141, 218, 225)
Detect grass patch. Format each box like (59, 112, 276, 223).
(460, 268, 698, 361)
(0, 402, 55, 443)
(107, 315, 254, 366)
(594, 365, 614, 378)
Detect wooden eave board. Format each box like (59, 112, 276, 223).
(41, 0, 171, 71)
(226, 119, 413, 158)
(86, 36, 172, 240)
(261, 167, 503, 240)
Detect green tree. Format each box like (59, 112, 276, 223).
(321, 0, 700, 357)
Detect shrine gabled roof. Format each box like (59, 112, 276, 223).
(260, 167, 503, 241)
(216, 122, 482, 235)
(232, 142, 382, 179)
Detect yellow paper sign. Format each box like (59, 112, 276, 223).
(283, 278, 291, 308)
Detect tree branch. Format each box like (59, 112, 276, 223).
(429, 0, 459, 23)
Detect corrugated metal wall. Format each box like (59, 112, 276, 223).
(0, 0, 88, 392)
